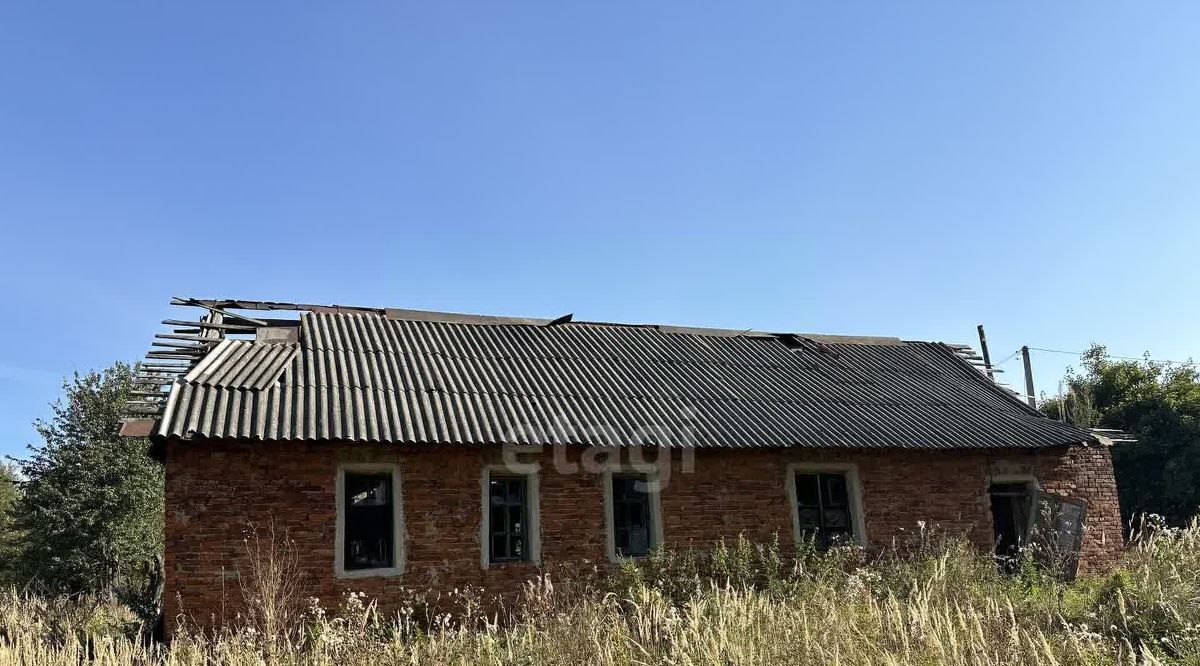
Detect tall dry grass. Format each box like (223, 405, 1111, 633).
(0, 518, 1197, 665)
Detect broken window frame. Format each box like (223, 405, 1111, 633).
(611, 474, 654, 557)
(487, 476, 530, 563)
(480, 464, 541, 568)
(787, 463, 864, 552)
(336, 463, 404, 578)
(786, 463, 865, 550)
(603, 466, 663, 562)
(793, 472, 855, 549)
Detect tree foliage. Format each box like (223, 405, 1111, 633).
(10, 362, 164, 601)
(1042, 344, 1200, 525)
(0, 464, 21, 579)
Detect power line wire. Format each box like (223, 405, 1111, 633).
(1027, 346, 1194, 366)
(990, 349, 1021, 367)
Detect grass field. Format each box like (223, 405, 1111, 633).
(0, 520, 1196, 665)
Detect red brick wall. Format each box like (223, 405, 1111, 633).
(1035, 444, 1125, 573)
(163, 440, 1123, 631)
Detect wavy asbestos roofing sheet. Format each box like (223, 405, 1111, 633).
(157, 312, 1096, 449)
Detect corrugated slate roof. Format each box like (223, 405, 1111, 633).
(183, 340, 298, 390)
(155, 311, 1096, 449)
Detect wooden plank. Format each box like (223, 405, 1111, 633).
(179, 298, 383, 315)
(171, 297, 270, 326)
(162, 319, 256, 332)
(976, 325, 995, 380)
(125, 406, 165, 415)
(1021, 346, 1036, 408)
(152, 341, 205, 350)
(155, 333, 209, 342)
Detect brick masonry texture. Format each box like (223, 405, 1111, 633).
(163, 440, 1124, 631)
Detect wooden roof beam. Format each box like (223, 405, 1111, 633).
(171, 297, 270, 326)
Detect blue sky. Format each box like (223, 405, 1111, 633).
(1, 2, 1197, 457)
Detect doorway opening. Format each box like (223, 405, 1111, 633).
(989, 481, 1034, 568)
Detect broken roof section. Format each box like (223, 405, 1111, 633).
(125, 297, 1098, 449)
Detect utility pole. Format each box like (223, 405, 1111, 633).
(1021, 346, 1036, 409)
(976, 325, 994, 380)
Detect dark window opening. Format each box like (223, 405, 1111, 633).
(343, 471, 394, 571)
(612, 474, 654, 557)
(489, 476, 529, 563)
(794, 472, 855, 549)
(989, 481, 1034, 568)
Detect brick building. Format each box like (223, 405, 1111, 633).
(122, 298, 1124, 631)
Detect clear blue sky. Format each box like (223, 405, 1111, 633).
(1, 2, 1197, 457)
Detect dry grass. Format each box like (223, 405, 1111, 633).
(0, 519, 1197, 665)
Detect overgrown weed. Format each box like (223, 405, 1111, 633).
(3, 520, 1200, 664)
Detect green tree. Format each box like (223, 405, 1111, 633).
(1042, 345, 1200, 525)
(0, 463, 21, 583)
(12, 362, 164, 602)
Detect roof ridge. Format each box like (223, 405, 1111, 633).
(307, 309, 909, 345)
(154, 297, 935, 346)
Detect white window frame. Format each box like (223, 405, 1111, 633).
(785, 462, 867, 547)
(480, 462, 541, 569)
(335, 462, 406, 578)
(603, 464, 664, 562)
